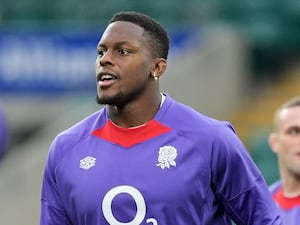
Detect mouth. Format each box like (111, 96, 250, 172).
(97, 72, 118, 82)
(97, 72, 118, 88)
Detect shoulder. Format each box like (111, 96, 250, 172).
(161, 95, 249, 160)
(269, 180, 282, 194)
(60, 108, 105, 137)
(161, 94, 237, 138)
(49, 108, 105, 156)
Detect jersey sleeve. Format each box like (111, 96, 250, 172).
(210, 124, 282, 224)
(40, 137, 73, 225)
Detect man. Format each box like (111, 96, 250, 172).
(269, 96, 300, 225)
(40, 11, 282, 224)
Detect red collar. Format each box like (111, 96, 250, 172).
(92, 119, 171, 147)
(273, 187, 300, 210)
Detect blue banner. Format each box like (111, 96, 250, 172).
(0, 28, 197, 94)
(0, 29, 99, 93)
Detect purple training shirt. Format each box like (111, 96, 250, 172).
(40, 94, 282, 225)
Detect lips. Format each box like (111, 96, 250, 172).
(97, 72, 117, 81)
(97, 72, 118, 88)
(100, 74, 116, 81)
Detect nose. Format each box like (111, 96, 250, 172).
(98, 50, 113, 67)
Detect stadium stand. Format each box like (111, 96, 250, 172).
(1, 1, 300, 224)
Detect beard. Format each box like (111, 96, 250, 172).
(96, 92, 125, 106)
(96, 76, 151, 107)
(96, 82, 147, 108)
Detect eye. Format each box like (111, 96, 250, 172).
(97, 49, 105, 57)
(118, 49, 129, 55)
(287, 126, 300, 136)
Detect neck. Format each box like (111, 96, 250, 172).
(107, 93, 162, 128)
(280, 170, 300, 198)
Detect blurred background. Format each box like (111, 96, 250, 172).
(1, 0, 300, 224)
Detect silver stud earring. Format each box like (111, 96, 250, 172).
(153, 73, 158, 80)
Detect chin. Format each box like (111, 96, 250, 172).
(96, 93, 124, 106)
(96, 95, 110, 105)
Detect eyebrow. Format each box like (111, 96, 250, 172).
(285, 125, 300, 132)
(97, 41, 134, 48)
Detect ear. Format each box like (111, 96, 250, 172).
(268, 133, 279, 154)
(151, 58, 167, 78)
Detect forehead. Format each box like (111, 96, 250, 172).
(277, 106, 300, 128)
(99, 21, 146, 45)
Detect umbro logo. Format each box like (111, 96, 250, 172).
(80, 156, 96, 170)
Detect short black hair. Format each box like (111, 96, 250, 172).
(108, 11, 169, 60)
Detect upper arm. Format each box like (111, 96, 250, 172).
(210, 126, 282, 224)
(40, 138, 72, 225)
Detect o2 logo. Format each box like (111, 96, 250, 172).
(102, 185, 158, 225)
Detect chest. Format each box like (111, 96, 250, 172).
(56, 133, 213, 224)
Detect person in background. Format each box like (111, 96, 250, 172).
(40, 11, 282, 225)
(0, 102, 8, 160)
(269, 96, 300, 225)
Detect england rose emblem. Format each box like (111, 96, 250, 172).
(156, 146, 177, 169)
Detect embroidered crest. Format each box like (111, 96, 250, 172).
(80, 156, 96, 170)
(156, 145, 177, 169)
